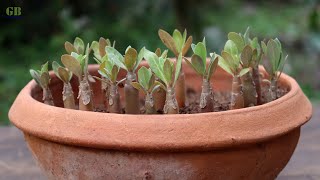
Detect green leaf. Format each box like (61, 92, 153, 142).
(148, 74, 156, 91)
(241, 45, 253, 67)
(262, 54, 273, 76)
(158, 29, 178, 56)
(131, 82, 146, 93)
(40, 72, 50, 88)
(124, 47, 137, 71)
(160, 49, 168, 59)
(224, 40, 238, 57)
(144, 49, 168, 85)
(74, 37, 85, 54)
(41, 62, 49, 74)
(111, 65, 119, 82)
(239, 68, 250, 77)
(65, 41, 77, 54)
(91, 41, 100, 59)
(155, 48, 161, 57)
(191, 54, 205, 75)
(194, 42, 207, 67)
(261, 41, 267, 54)
(52, 61, 62, 79)
(134, 47, 145, 71)
(173, 53, 182, 86)
(58, 67, 70, 83)
(84, 43, 90, 75)
(30, 69, 41, 86)
(220, 52, 235, 75)
(228, 32, 244, 51)
(207, 55, 219, 81)
(182, 36, 193, 56)
(105, 46, 126, 70)
(267, 39, 281, 72)
(61, 54, 82, 78)
(153, 80, 166, 91)
(173, 29, 183, 52)
(163, 60, 173, 85)
(243, 27, 251, 45)
(138, 66, 152, 90)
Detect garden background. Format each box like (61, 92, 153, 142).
(0, 0, 319, 125)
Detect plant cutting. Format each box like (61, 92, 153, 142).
(185, 38, 219, 112)
(9, 28, 312, 179)
(61, 37, 94, 111)
(158, 29, 192, 108)
(52, 61, 76, 109)
(29, 62, 54, 106)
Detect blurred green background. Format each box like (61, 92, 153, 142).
(0, 0, 319, 125)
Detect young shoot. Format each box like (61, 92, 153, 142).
(131, 67, 165, 114)
(261, 38, 288, 102)
(144, 49, 182, 114)
(61, 38, 94, 111)
(185, 38, 219, 112)
(52, 61, 76, 109)
(91, 37, 115, 110)
(105, 46, 145, 114)
(219, 40, 250, 109)
(98, 60, 122, 113)
(29, 62, 54, 106)
(158, 29, 193, 108)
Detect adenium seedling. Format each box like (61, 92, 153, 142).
(131, 67, 165, 114)
(52, 61, 76, 109)
(91, 37, 116, 64)
(105, 46, 145, 114)
(61, 38, 94, 111)
(144, 49, 182, 114)
(261, 38, 288, 101)
(185, 38, 219, 112)
(29, 62, 54, 106)
(98, 60, 122, 113)
(158, 29, 193, 108)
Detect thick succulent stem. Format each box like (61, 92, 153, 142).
(164, 87, 179, 114)
(108, 83, 121, 113)
(124, 71, 140, 114)
(241, 72, 257, 107)
(230, 76, 244, 110)
(199, 78, 214, 113)
(252, 66, 262, 105)
(42, 87, 54, 106)
(78, 78, 94, 111)
(62, 82, 76, 109)
(145, 93, 156, 114)
(270, 77, 278, 101)
(261, 79, 272, 103)
(175, 71, 186, 108)
(153, 83, 166, 112)
(101, 77, 109, 111)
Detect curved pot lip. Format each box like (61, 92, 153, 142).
(9, 64, 313, 152)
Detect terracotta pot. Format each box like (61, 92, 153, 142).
(9, 62, 312, 180)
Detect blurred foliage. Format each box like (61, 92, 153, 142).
(0, 0, 319, 125)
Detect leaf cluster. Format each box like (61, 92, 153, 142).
(98, 59, 119, 84)
(105, 46, 145, 72)
(29, 62, 50, 89)
(91, 37, 115, 63)
(185, 38, 219, 81)
(143, 49, 182, 88)
(131, 67, 165, 94)
(261, 38, 288, 80)
(158, 29, 192, 57)
(52, 61, 73, 83)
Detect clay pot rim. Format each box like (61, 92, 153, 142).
(9, 64, 312, 152)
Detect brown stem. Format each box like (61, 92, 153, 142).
(241, 72, 257, 107)
(164, 87, 179, 114)
(108, 83, 121, 113)
(230, 76, 244, 110)
(124, 72, 140, 114)
(199, 78, 214, 113)
(78, 78, 93, 111)
(252, 66, 262, 105)
(145, 93, 156, 114)
(153, 78, 166, 112)
(261, 79, 272, 103)
(101, 77, 109, 111)
(62, 82, 76, 109)
(175, 71, 186, 108)
(42, 87, 54, 106)
(270, 78, 278, 101)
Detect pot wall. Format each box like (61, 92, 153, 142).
(26, 128, 300, 180)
